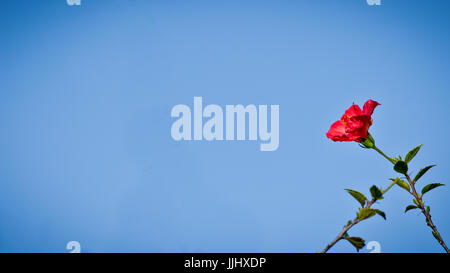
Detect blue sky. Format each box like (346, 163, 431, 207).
(1, 0, 450, 252)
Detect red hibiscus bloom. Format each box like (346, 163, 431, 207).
(326, 100, 380, 142)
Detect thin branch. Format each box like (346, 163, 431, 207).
(320, 198, 376, 253)
(405, 174, 450, 253)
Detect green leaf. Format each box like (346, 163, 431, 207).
(357, 208, 376, 220)
(421, 183, 445, 195)
(394, 161, 408, 175)
(392, 178, 410, 192)
(345, 189, 367, 207)
(426, 206, 430, 213)
(413, 199, 420, 206)
(414, 165, 436, 183)
(374, 209, 386, 220)
(405, 145, 422, 163)
(345, 236, 365, 252)
(370, 185, 383, 200)
(405, 205, 418, 213)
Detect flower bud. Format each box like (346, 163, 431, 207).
(394, 161, 408, 175)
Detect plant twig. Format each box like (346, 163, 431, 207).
(321, 177, 396, 253)
(404, 174, 450, 253)
(320, 198, 376, 253)
(373, 143, 449, 252)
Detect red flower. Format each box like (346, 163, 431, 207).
(326, 100, 380, 142)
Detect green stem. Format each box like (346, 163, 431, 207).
(382, 180, 397, 195)
(372, 145, 395, 165)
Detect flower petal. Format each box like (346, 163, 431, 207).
(326, 120, 352, 141)
(341, 104, 362, 121)
(362, 99, 380, 116)
(346, 115, 372, 140)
